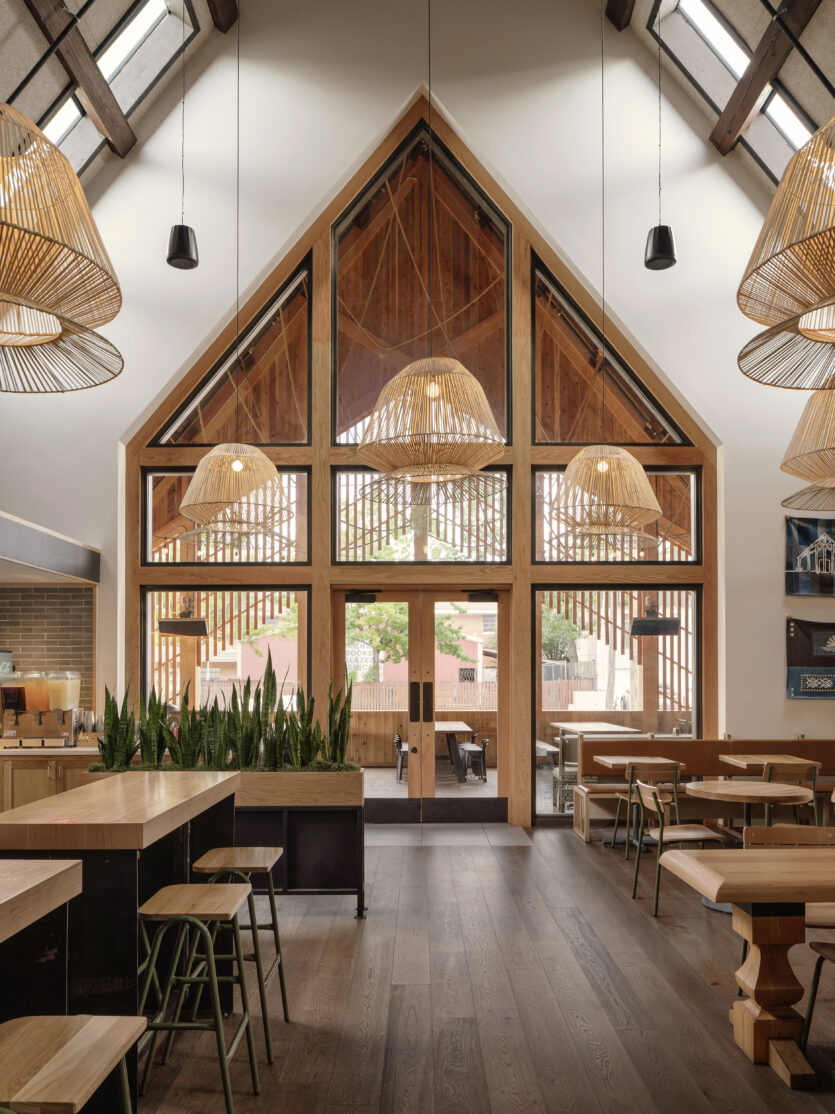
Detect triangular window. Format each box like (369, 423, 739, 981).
(152, 259, 311, 445)
(533, 256, 688, 445)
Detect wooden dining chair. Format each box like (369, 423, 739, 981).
(632, 779, 726, 917)
(610, 762, 680, 861)
(393, 733, 407, 781)
(762, 761, 821, 826)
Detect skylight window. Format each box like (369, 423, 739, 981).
(39, 0, 191, 171)
(97, 0, 168, 83)
(764, 92, 813, 149)
(678, 0, 748, 80)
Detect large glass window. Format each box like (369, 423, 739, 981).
(144, 588, 308, 707)
(153, 262, 310, 445)
(144, 469, 309, 564)
(533, 259, 687, 445)
(333, 125, 509, 443)
(534, 587, 699, 817)
(334, 468, 509, 564)
(533, 468, 699, 563)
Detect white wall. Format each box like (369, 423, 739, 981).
(1, 0, 827, 735)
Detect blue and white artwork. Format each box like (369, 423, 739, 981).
(786, 516, 835, 596)
(787, 617, 835, 699)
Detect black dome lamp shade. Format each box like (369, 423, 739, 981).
(167, 9, 198, 270)
(167, 223, 199, 269)
(645, 15, 676, 271)
(645, 224, 676, 270)
(630, 598, 681, 637)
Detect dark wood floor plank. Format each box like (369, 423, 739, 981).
(433, 1016, 491, 1114)
(380, 983, 434, 1114)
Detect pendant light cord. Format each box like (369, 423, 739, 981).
(657, 15, 663, 227)
(427, 0, 433, 360)
(600, 0, 606, 447)
(235, 0, 241, 443)
(180, 3, 186, 224)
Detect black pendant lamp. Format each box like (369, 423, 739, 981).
(167, 8, 198, 269)
(645, 16, 676, 270)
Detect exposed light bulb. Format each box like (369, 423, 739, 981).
(426, 378, 440, 399)
(231, 458, 243, 472)
(597, 460, 609, 473)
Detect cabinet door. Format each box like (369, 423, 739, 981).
(3, 758, 55, 811)
(56, 760, 95, 794)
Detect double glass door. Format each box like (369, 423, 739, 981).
(334, 589, 508, 821)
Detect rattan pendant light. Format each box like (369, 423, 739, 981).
(0, 102, 123, 391)
(738, 114, 835, 328)
(781, 382, 835, 484)
(355, 0, 504, 488)
(781, 483, 835, 511)
(356, 357, 504, 481)
(555, 4, 661, 544)
(738, 294, 835, 389)
(178, 9, 291, 535)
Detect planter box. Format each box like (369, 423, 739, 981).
(234, 769, 365, 917)
(236, 769, 363, 808)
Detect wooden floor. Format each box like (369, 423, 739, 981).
(140, 825, 835, 1113)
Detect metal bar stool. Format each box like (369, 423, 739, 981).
(192, 845, 290, 1064)
(138, 882, 259, 1114)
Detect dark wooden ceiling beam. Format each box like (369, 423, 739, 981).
(606, 0, 636, 32)
(207, 0, 239, 33)
(23, 0, 135, 156)
(710, 0, 822, 155)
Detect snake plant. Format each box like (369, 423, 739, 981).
(97, 685, 139, 770)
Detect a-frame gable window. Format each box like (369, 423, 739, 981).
(333, 124, 510, 444)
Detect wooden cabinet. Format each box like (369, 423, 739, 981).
(0, 753, 97, 811)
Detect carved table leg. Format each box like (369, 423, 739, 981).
(731, 902, 815, 1087)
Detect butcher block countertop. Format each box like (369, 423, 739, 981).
(0, 771, 241, 851)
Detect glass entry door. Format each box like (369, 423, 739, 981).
(334, 589, 508, 822)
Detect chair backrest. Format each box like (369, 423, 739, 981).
(635, 780, 666, 823)
(481, 737, 489, 754)
(393, 733, 403, 752)
(743, 824, 835, 848)
(763, 761, 820, 785)
(625, 762, 679, 785)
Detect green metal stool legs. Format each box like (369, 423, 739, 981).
(139, 914, 259, 1114)
(801, 953, 827, 1052)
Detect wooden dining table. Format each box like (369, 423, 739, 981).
(661, 847, 835, 1089)
(719, 754, 813, 773)
(685, 778, 813, 829)
(0, 771, 240, 1114)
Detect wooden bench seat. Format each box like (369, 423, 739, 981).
(0, 1014, 146, 1113)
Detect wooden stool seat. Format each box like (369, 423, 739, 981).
(810, 941, 835, 963)
(138, 883, 251, 923)
(192, 847, 283, 875)
(645, 823, 724, 843)
(0, 1014, 145, 1114)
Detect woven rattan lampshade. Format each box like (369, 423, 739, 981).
(738, 114, 835, 327)
(356, 357, 504, 481)
(556, 445, 662, 533)
(0, 296, 122, 391)
(0, 103, 121, 329)
(179, 444, 293, 528)
(781, 385, 835, 484)
(781, 484, 835, 510)
(738, 294, 835, 389)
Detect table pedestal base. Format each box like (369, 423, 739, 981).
(731, 903, 815, 1088)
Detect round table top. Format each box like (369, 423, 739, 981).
(685, 780, 813, 805)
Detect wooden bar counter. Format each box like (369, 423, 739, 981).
(0, 771, 240, 1114)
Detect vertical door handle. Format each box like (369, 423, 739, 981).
(47, 764, 52, 779)
(409, 682, 420, 723)
(422, 681, 434, 722)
